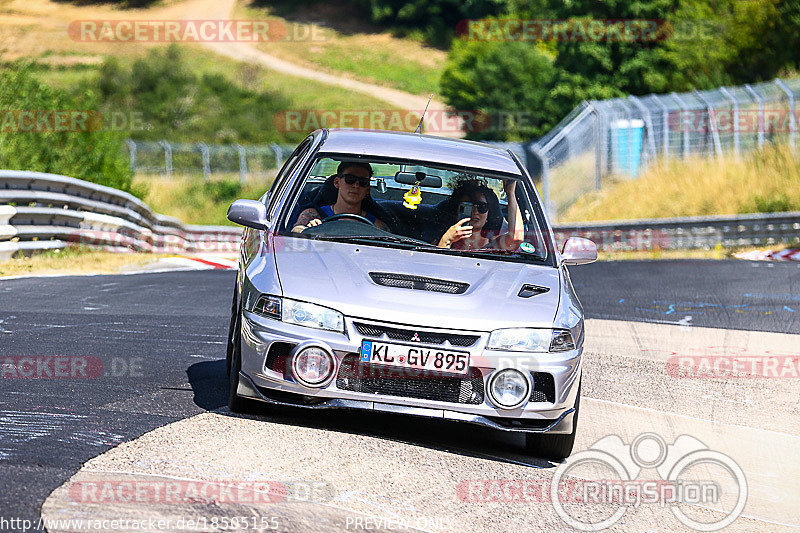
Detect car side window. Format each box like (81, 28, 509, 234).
(266, 139, 312, 218)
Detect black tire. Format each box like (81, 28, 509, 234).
(225, 280, 239, 377)
(525, 383, 581, 461)
(227, 312, 249, 413)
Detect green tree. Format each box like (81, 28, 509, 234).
(440, 0, 800, 140)
(441, 39, 559, 139)
(94, 45, 300, 145)
(0, 65, 134, 194)
(353, 0, 509, 46)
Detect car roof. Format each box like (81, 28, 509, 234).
(316, 129, 523, 176)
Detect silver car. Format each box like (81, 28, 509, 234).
(225, 129, 596, 460)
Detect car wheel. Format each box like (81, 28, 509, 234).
(525, 382, 581, 461)
(227, 308, 251, 413)
(225, 280, 239, 377)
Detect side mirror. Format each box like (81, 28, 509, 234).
(227, 199, 268, 230)
(561, 237, 597, 265)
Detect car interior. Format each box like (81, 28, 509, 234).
(279, 157, 551, 255)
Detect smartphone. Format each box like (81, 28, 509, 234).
(457, 202, 472, 220)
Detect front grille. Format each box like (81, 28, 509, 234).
(369, 272, 469, 294)
(336, 354, 484, 405)
(530, 372, 556, 403)
(354, 322, 479, 347)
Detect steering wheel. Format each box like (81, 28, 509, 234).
(321, 213, 376, 226)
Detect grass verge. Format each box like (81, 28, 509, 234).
(0, 247, 161, 277)
(238, 0, 445, 97)
(562, 144, 800, 222)
(135, 174, 275, 226)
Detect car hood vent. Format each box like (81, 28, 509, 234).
(369, 272, 469, 294)
(518, 284, 550, 298)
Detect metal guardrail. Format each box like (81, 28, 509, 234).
(2, 170, 797, 260)
(530, 77, 800, 221)
(554, 211, 800, 252)
(0, 170, 241, 261)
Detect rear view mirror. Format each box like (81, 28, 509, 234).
(395, 171, 442, 188)
(227, 199, 268, 230)
(561, 237, 597, 265)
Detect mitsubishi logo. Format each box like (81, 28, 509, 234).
(412, 332, 421, 342)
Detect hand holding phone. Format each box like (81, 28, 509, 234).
(457, 202, 472, 220)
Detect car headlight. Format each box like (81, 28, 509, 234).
(283, 299, 344, 332)
(487, 328, 575, 352)
(253, 295, 344, 333)
(487, 368, 530, 409)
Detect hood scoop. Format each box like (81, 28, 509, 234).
(518, 284, 550, 298)
(369, 272, 469, 294)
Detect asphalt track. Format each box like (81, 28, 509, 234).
(1, 259, 798, 529)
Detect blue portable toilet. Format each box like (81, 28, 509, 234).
(609, 119, 644, 177)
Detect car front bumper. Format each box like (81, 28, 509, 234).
(238, 311, 582, 434)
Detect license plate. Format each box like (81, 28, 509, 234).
(359, 341, 470, 375)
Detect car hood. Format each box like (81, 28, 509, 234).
(273, 237, 560, 332)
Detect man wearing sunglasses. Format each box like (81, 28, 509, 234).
(292, 161, 388, 233)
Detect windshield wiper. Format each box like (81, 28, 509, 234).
(458, 248, 548, 261)
(308, 235, 436, 247)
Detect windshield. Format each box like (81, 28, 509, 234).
(279, 155, 553, 265)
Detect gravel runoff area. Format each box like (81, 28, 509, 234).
(41, 319, 800, 532)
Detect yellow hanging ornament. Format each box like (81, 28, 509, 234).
(402, 182, 423, 209)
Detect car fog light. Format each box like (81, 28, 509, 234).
(291, 345, 335, 388)
(488, 369, 530, 409)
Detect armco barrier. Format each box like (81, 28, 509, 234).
(0, 170, 241, 261)
(2, 170, 798, 261)
(553, 212, 800, 251)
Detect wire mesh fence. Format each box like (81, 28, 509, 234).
(529, 77, 800, 221)
(125, 140, 296, 182)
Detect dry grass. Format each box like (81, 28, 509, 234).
(0, 246, 161, 277)
(135, 173, 275, 226)
(0, 0, 187, 61)
(547, 152, 597, 217)
(1, 0, 395, 112)
(562, 144, 800, 222)
(237, 1, 446, 96)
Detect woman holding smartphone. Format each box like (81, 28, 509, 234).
(437, 178, 524, 251)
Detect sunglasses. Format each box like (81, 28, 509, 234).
(471, 201, 489, 214)
(340, 173, 370, 187)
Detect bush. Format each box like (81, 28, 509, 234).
(95, 45, 302, 145)
(440, 0, 800, 140)
(441, 39, 559, 140)
(0, 64, 135, 194)
(352, 0, 507, 46)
